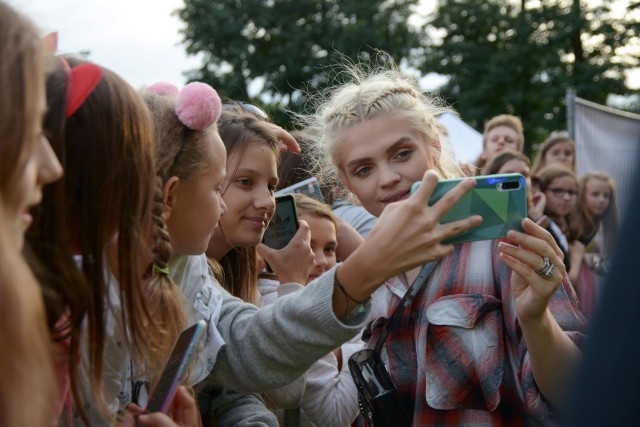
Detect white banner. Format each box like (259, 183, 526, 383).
(572, 96, 640, 218)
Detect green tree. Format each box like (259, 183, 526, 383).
(177, 0, 422, 126)
(421, 0, 640, 151)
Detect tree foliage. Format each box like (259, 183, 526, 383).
(421, 0, 640, 150)
(177, 0, 422, 125)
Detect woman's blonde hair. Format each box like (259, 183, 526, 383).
(299, 60, 462, 201)
(293, 193, 337, 228)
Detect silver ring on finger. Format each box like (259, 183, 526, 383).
(534, 256, 555, 280)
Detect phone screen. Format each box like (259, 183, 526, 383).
(145, 320, 206, 413)
(411, 173, 528, 244)
(276, 177, 325, 203)
(263, 194, 299, 250)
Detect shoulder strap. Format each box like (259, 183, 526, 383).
(373, 260, 439, 354)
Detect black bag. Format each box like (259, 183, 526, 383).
(348, 261, 439, 427)
(348, 348, 411, 427)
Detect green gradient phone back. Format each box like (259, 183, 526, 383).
(411, 173, 528, 244)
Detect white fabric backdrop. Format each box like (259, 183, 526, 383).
(573, 96, 640, 218)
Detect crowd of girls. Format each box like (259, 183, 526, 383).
(0, 1, 622, 426)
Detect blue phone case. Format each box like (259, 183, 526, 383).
(411, 173, 528, 244)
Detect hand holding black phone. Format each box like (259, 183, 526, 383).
(262, 194, 299, 273)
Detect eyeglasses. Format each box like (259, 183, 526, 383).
(548, 188, 578, 198)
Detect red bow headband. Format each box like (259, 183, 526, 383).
(60, 58, 103, 117)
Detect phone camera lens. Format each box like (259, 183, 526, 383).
(500, 181, 520, 190)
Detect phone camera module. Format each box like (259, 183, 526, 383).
(499, 181, 521, 191)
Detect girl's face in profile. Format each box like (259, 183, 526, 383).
(584, 178, 611, 218)
(7, 88, 63, 249)
(300, 211, 337, 284)
(214, 141, 278, 252)
(166, 132, 228, 255)
(545, 140, 575, 169)
(336, 115, 434, 217)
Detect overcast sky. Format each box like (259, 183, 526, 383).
(10, 0, 444, 92)
(10, 0, 638, 94)
(11, 0, 204, 90)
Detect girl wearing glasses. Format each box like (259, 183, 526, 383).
(533, 164, 581, 284)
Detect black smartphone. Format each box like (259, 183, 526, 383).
(145, 320, 206, 414)
(263, 194, 299, 250)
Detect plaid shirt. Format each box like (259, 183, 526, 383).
(366, 240, 586, 426)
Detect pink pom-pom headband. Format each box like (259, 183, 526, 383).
(144, 81, 221, 175)
(144, 82, 221, 130)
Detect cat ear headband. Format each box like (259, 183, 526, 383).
(144, 81, 222, 130)
(42, 32, 103, 118)
(60, 58, 103, 117)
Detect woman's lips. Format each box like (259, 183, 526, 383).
(381, 190, 410, 204)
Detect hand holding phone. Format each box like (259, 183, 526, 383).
(258, 219, 316, 284)
(263, 194, 299, 250)
(411, 173, 527, 244)
(145, 321, 206, 414)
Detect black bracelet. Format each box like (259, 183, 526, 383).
(335, 272, 367, 305)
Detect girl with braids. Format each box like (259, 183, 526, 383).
(300, 62, 586, 425)
(142, 84, 280, 426)
(26, 57, 198, 426)
(0, 2, 62, 425)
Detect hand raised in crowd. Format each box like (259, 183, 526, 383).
(257, 220, 316, 284)
(264, 122, 301, 154)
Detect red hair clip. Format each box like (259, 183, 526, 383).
(60, 58, 103, 117)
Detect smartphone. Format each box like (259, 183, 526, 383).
(263, 194, 299, 250)
(411, 173, 528, 244)
(145, 320, 207, 414)
(276, 176, 325, 203)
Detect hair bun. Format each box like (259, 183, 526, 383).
(145, 82, 179, 97)
(175, 82, 221, 131)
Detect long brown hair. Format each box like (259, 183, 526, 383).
(571, 171, 619, 254)
(26, 56, 161, 421)
(142, 90, 224, 364)
(0, 2, 56, 425)
(214, 104, 280, 305)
